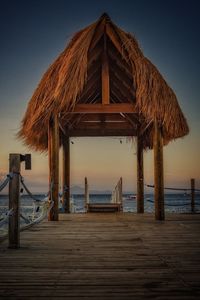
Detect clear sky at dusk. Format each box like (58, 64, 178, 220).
(0, 0, 199, 193)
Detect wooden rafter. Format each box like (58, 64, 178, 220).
(106, 23, 124, 58)
(77, 73, 101, 103)
(102, 32, 110, 104)
(110, 72, 135, 102)
(110, 83, 129, 103)
(110, 63, 135, 98)
(108, 47, 132, 79)
(88, 44, 102, 68)
(89, 18, 106, 51)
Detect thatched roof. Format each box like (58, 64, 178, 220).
(19, 13, 189, 151)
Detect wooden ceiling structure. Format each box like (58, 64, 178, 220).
(59, 15, 138, 138)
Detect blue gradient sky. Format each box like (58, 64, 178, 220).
(0, 0, 199, 192)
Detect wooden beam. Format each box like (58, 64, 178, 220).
(109, 88, 139, 128)
(106, 23, 124, 58)
(72, 103, 135, 113)
(153, 119, 165, 220)
(137, 134, 144, 213)
(48, 114, 59, 221)
(89, 18, 105, 50)
(74, 121, 134, 130)
(62, 136, 70, 213)
(68, 128, 136, 137)
(102, 34, 110, 104)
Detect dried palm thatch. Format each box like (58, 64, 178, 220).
(19, 13, 189, 151)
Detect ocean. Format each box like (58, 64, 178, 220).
(1, 193, 200, 237)
(1, 193, 200, 215)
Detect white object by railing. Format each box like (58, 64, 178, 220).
(111, 177, 122, 204)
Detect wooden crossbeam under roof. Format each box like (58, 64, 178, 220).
(70, 103, 136, 113)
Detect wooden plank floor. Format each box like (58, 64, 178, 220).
(0, 213, 200, 299)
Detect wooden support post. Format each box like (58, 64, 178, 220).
(48, 114, 59, 221)
(191, 178, 195, 213)
(85, 177, 89, 211)
(137, 135, 144, 213)
(8, 154, 21, 249)
(153, 119, 165, 220)
(62, 136, 70, 213)
(102, 33, 110, 104)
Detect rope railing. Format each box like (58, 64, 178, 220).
(146, 199, 198, 207)
(20, 175, 49, 201)
(0, 172, 53, 240)
(145, 184, 200, 192)
(0, 208, 14, 227)
(0, 174, 14, 229)
(145, 181, 200, 210)
(0, 173, 13, 192)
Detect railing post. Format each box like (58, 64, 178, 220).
(8, 154, 21, 249)
(85, 177, 89, 211)
(191, 178, 195, 213)
(8, 153, 31, 249)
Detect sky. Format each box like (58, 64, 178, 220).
(0, 0, 200, 193)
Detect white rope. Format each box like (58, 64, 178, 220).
(0, 208, 14, 227)
(0, 173, 13, 192)
(0, 172, 54, 239)
(0, 199, 53, 239)
(21, 198, 53, 229)
(20, 176, 47, 201)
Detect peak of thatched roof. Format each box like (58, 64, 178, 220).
(100, 12, 111, 21)
(19, 13, 189, 151)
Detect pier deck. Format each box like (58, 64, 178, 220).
(0, 213, 200, 299)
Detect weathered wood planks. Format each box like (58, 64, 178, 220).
(0, 213, 200, 299)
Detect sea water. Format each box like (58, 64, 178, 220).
(0, 193, 200, 216)
(70, 193, 200, 213)
(1, 193, 199, 216)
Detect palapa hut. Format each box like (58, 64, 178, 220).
(19, 13, 189, 221)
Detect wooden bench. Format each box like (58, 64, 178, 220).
(87, 203, 122, 212)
